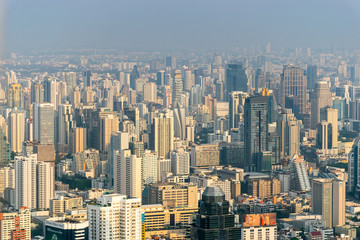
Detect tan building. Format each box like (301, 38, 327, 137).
(312, 178, 345, 228)
(190, 144, 220, 166)
(150, 111, 174, 158)
(50, 195, 83, 217)
(320, 107, 338, 149)
(7, 83, 24, 108)
(8, 109, 25, 154)
(248, 178, 281, 198)
(0, 207, 31, 240)
(145, 183, 198, 207)
(69, 127, 87, 154)
(34, 144, 55, 168)
(311, 81, 332, 129)
(0, 167, 15, 198)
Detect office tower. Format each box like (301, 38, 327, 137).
(225, 63, 248, 99)
(190, 144, 220, 167)
(166, 56, 176, 69)
(307, 65, 317, 90)
(114, 150, 142, 198)
(33, 103, 55, 144)
(143, 82, 157, 102)
(99, 114, 119, 153)
(30, 81, 44, 104)
(150, 111, 174, 158)
(33, 144, 56, 168)
(84, 70, 92, 88)
(171, 148, 190, 176)
(72, 149, 100, 177)
(64, 71, 77, 90)
(87, 194, 142, 240)
(312, 178, 345, 228)
(289, 155, 311, 191)
(277, 109, 301, 159)
(311, 81, 332, 129)
(172, 70, 183, 107)
(316, 121, 333, 151)
(0, 207, 31, 240)
(173, 103, 186, 140)
(348, 137, 360, 194)
(320, 107, 338, 149)
(14, 155, 37, 209)
(244, 89, 277, 171)
(6, 70, 18, 85)
(70, 86, 81, 108)
(254, 68, 265, 91)
(8, 109, 25, 153)
(184, 69, 194, 91)
(42, 77, 57, 108)
(44, 217, 88, 240)
(142, 150, 158, 184)
(57, 104, 74, 152)
(280, 65, 307, 118)
(130, 65, 140, 90)
(144, 183, 198, 206)
(109, 131, 130, 182)
(7, 83, 24, 108)
(191, 187, 241, 240)
(36, 161, 54, 210)
(156, 70, 165, 86)
(229, 91, 248, 129)
(351, 65, 360, 83)
(247, 178, 281, 198)
(338, 61, 347, 78)
(215, 81, 224, 101)
(203, 95, 216, 121)
(69, 127, 87, 154)
(241, 213, 277, 240)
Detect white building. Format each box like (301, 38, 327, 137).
(87, 194, 142, 240)
(170, 148, 190, 176)
(142, 150, 158, 184)
(0, 207, 31, 240)
(241, 225, 277, 240)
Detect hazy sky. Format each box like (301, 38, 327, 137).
(2, 0, 360, 52)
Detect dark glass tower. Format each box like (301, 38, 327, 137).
(0, 126, 10, 167)
(225, 63, 248, 100)
(191, 187, 241, 240)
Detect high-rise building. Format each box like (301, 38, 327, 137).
(338, 61, 347, 78)
(170, 148, 190, 176)
(247, 178, 281, 198)
(70, 86, 81, 109)
(150, 111, 174, 158)
(312, 178, 345, 228)
(277, 109, 301, 159)
(228, 91, 248, 129)
(172, 70, 183, 107)
(143, 82, 157, 103)
(64, 72, 77, 90)
(142, 150, 158, 185)
(130, 65, 140, 90)
(348, 136, 360, 194)
(173, 103, 186, 140)
(44, 217, 88, 240)
(87, 194, 142, 240)
(57, 104, 74, 152)
(190, 144, 220, 167)
(99, 113, 119, 153)
(320, 107, 338, 150)
(33, 103, 55, 145)
(166, 56, 176, 70)
(289, 155, 311, 192)
(7, 83, 24, 108)
(241, 213, 277, 240)
(307, 65, 317, 90)
(84, 70, 92, 88)
(114, 150, 142, 198)
(191, 187, 241, 240)
(280, 65, 307, 118)
(0, 166, 14, 198)
(311, 81, 332, 129)
(351, 65, 360, 83)
(184, 69, 194, 92)
(0, 207, 31, 240)
(225, 63, 248, 99)
(42, 77, 57, 108)
(8, 109, 25, 154)
(69, 127, 87, 154)
(156, 70, 165, 86)
(244, 89, 277, 171)
(15, 154, 54, 210)
(30, 81, 44, 104)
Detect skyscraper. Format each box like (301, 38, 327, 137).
(307, 65, 317, 90)
(173, 103, 186, 140)
(130, 65, 140, 90)
(191, 187, 241, 240)
(84, 70, 92, 88)
(171, 148, 190, 176)
(69, 127, 87, 154)
(143, 82, 157, 103)
(0, 124, 10, 167)
(42, 77, 57, 108)
(7, 83, 24, 108)
(142, 150, 158, 185)
(33, 103, 55, 145)
(0, 207, 31, 240)
(320, 107, 338, 150)
(228, 91, 248, 129)
(311, 81, 332, 129)
(184, 69, 194, 92)
(57, 104, 74, 152)
(150, 111, 174, 158)
(312, 178, 345, 228)
(30, 81, 44, 104)
(351, 65, 360, 83)
(225, 63, 248, 99)
(244, 89, 276, 171)
(8, 109, 25, 154)
(166, 56, 176, 69)
(172, 70, 183, 107)
(87, 194, 142, 240)
(280, 65, 307, 118)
